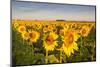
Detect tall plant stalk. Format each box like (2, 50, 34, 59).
(45, 50, 48, 64)
(60, 50, 62, 63)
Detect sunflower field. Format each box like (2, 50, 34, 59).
(12, 19, 96, 66)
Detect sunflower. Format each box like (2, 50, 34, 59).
(32, 24, 36, 29)
(21, 31, 29, 40)
(65, 23, 69, 29)
(18, 26, 26, 33)
(61, 29, 79, 57)
(43, 32, 58, 51)
(80, 25, 91, 37)
(52, 24, 56, 29)
(29, 30, 40, 43)
(36, 23, 42, 30)
(70, 23, 77, 29)
(47, 25, 54, 32)
(43, 27, 49, 33)
(59, 27, 68, 36)
(13, 22, 19, 29)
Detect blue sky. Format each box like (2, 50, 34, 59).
(12, 1, 96, 21)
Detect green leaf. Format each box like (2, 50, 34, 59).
(48, 55, 59, 63)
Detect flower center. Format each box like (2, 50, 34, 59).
(14, 23, 18, 28)
(64, 33, 74, 47)
(45, 35, 55, 45)
(82, 29, 86, 35)
(29, 32, 36, 39)
(20, 27, 25, 32)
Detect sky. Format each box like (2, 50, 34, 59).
(12, 1, 96, 21)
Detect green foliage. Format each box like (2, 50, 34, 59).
(48, 55, 59, 63)
(12, 25, 96, 66)
(12, 30, 34, 65)
(12, 41, 35, 65)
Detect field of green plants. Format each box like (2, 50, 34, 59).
(12, 20, 96, 66)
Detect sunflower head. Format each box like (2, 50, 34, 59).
(18, 26, 26, 33)
(47, 25, 54, 32)
(80, 25, 91, 37)
(29, 30, 40, 43)
(61, 29, 79, 57)
(70, 23, 77, 29)
(65, 23, 69, 29)
(59, 27, 68, 36)
(51, 24, 56, 29)
(43, 32, 58, 51)
(21, 31, 29, 40)
(64, 32, 74, 47)
(36, 23, 42, 30)
(13, 22, 19, 29)
(32, 24, 37, 29)
(43, 27, 49, 33)
(63, 29, 79, 45)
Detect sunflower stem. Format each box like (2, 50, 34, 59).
(29, 41, 32, 45)
(45, 50, 48, 64)
(80, 36, 83, 55)
(23, 39, 24, 45)
(31, 43, 34, 53)
(60, 50, 62, 63)
(81, 37, 83, 47)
